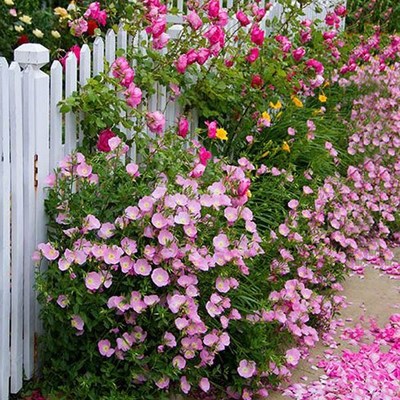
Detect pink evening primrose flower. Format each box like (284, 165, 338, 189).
(126, 163, 140, 178)
(85, 271, 103, 290)
(38, 242, 59, 260)
(134, 258, 152, 276)
(151, 268, 170, 287)
(285, 348, 301, 366)
(71, 314, 84, 331)
(199, 377, 210, 392)
(155, 376, 170, 389)
(237, 359, 257, 378)
(103, 246, 124, 265)
(98, 339, 115, 357)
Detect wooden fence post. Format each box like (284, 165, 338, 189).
(0, 56, 11, 400)
(14, 43, 50, 381)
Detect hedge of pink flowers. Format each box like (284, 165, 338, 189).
(36, 133, 282, 398)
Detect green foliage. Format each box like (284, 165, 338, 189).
(346, 0, 400, 33)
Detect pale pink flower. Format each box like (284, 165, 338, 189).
(138, 196, 154, 213)
(199, 377, 210, 392)
(213, 234, 230, 251)
(98, 222, 115, 239)
(56, 295, 69, 308)
(125, 206, 140, 220)
(155, 376, 170, 389)
(85, 271, 103, 290)
(215, 277, 230, 293)
(98, 339, 115, 357)
(151, 268, 170, 287)
(285, 348, 301, 366)
(173, 355, 186, 370)
(38, 242, 59, 260)
(134, 259, 152, 276)
(180, 376, 191, 394)
(83, 214, 101, 231)
(71, 315, 84, 331)
(103, 246, 123, 265)
(126, 163, 140, 177)
(237, 359, 256, 378)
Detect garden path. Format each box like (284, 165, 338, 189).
(269, 247, 400, 399)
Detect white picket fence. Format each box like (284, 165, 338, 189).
(0, 1, 342, 398)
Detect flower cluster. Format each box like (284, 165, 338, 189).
(111, 56, 143, 108)
(36, 134, 272, 398)
(69, 2, 107, 37)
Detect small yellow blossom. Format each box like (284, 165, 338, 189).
(51, 30, 61, 39)
(33, 29, 44, 38)
(269, 100, 282, 110)
(291, 96, 303, 108)
(261, 111, 271, 122)
(282, 141, 291, 152)
(246, 190, 252, 198)
(54, 7, 69, 18)
(216, 128, 228, 141)
(319, 94, 327, 103)
(4, 0, 14, 6)
(14, 25, 24, 32)
(19, 15, 32, 24)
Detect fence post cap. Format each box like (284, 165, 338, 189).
(14, 43, 49, 69)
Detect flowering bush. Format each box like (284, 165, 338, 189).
(36, 131, 302, 398)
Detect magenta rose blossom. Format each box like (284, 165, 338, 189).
(97, 129, 116, 152)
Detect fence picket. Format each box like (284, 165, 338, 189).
(93, 36, 105, 76)
(117, 24, 128, 51)
(9, 62, 24, 395)
(105, 29, 116, 66)
(65, 53, 78, 155)
(79, 45, 91, 145)
(22, 65, 36, 380)
(0, 57, 11, 400)
(50, 61, 63, 171)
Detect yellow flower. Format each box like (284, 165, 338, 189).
(33, 29, 44, 38)
(313, 108, 325, 116)
(282, 141, 291, 152)
(246, 190, 252, 198)
(4, 0, 14, 6)
(291, 96, 303, 108)
(14, 25, 24, 32)
(54, 7, 69, 18)
(216, 128, 228, 141)
(261, 111, 271, 122)
(319, 94, 327, 103)
(51, 30, 61, 39)
(269, 100, 282, 110)
(19, 15, 32, 24)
